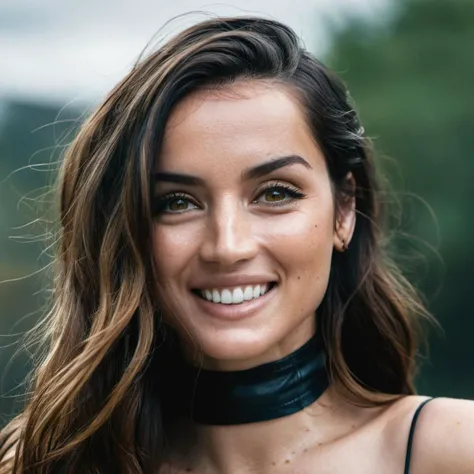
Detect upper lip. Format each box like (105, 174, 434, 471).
(191, 274, 277, 290)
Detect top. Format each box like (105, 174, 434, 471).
(404, 397, 435, 474)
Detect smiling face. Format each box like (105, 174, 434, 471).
(152, 80, 355, 370)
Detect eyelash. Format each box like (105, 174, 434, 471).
(154, 183, 306, 215)
(252, 182, 305, 206)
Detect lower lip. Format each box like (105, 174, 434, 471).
(191, 285, 277, 321)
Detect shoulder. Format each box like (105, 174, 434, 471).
(409, 397, 474, 474)
(383, 395, 474, 474)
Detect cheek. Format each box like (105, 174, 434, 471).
(259, 205, 335, 301)
(152, 223, 200, 280)
(261, 206, 334, 264)
(151, 223, 202, 331)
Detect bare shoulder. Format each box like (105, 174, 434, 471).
(409, 397, 474, 474)
(382, 395, 474, 474)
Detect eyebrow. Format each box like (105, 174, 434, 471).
(243, 155, 312, 180)
(153, 171, 204, 186)
(153, 155, 312, 185)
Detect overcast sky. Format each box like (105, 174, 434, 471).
(0, 0, 392, 106)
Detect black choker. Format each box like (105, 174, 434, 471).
(167, 333, 329, 425)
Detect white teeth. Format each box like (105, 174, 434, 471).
(212, 289, 221, 303)
(243, 286, 253, 301)
(221, 289, 232, 304)
(200, 284, 273, 305)
(232, 288, 244, 304)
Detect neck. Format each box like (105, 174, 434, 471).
(170, 331, 328, 425)
(160, 330, 341, 472)
(169, 386, 355, 474)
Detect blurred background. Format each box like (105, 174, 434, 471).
(1, 0, 473, 425)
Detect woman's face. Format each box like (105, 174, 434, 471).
(152, 81, 354, 370)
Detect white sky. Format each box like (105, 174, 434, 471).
(0, 0, 392, 106)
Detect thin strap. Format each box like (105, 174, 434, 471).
(403, 397, 435, 474)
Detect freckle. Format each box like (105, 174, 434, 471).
(272, 462, 276, 466)
(297, 276, 300, 280)
(314, 224, 318, 228)
(292, 451, 295, 455)
(318, 442, 322, 446)
(305, 428, 310, 432)
(285, 459, 290, 464)
(303, 448, 307, 452)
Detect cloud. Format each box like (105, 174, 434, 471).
(0, 0, 391, 105)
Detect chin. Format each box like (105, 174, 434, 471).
(181, 328, 290, 371)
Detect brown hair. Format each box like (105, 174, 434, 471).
(0, 16, 431, 473)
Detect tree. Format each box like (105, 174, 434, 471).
(327, 0, 474, 396)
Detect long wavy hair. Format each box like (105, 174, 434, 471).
(0, 16, 431, 474)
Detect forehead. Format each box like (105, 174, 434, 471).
(158, 80, 323, 173)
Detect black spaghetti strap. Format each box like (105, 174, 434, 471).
(403, 397, 435, 474)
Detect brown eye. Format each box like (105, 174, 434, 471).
(264, 189, 285, 202)
(169, 198, 191, 211)
(155, 193, 199, 214)
(253, 184, 305, 206)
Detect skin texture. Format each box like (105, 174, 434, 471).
(151, 81, 474, 473)
(152, 81, 355, 371)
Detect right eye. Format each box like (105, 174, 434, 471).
(154, 193, 199, 214)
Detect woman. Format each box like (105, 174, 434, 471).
(1, 16, 473, 474)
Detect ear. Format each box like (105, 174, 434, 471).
(333, 172, 356, 252)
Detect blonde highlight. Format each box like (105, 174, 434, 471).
(1, 16, 433, 473)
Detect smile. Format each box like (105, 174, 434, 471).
(194, 283, 277, 305)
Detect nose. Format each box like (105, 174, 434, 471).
(199, 197, 258, 266)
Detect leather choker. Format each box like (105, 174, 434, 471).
(169, 333, 329, 425)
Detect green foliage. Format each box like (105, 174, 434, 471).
(327, 0, 474, 396)
(0, 101, 82, 420)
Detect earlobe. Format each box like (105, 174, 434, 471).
(334, 229, 353, 253)
(341, 239, 349, 252)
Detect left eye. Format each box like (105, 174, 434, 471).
(261, 188, 287, 202)
(253, 185, 304, 205)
